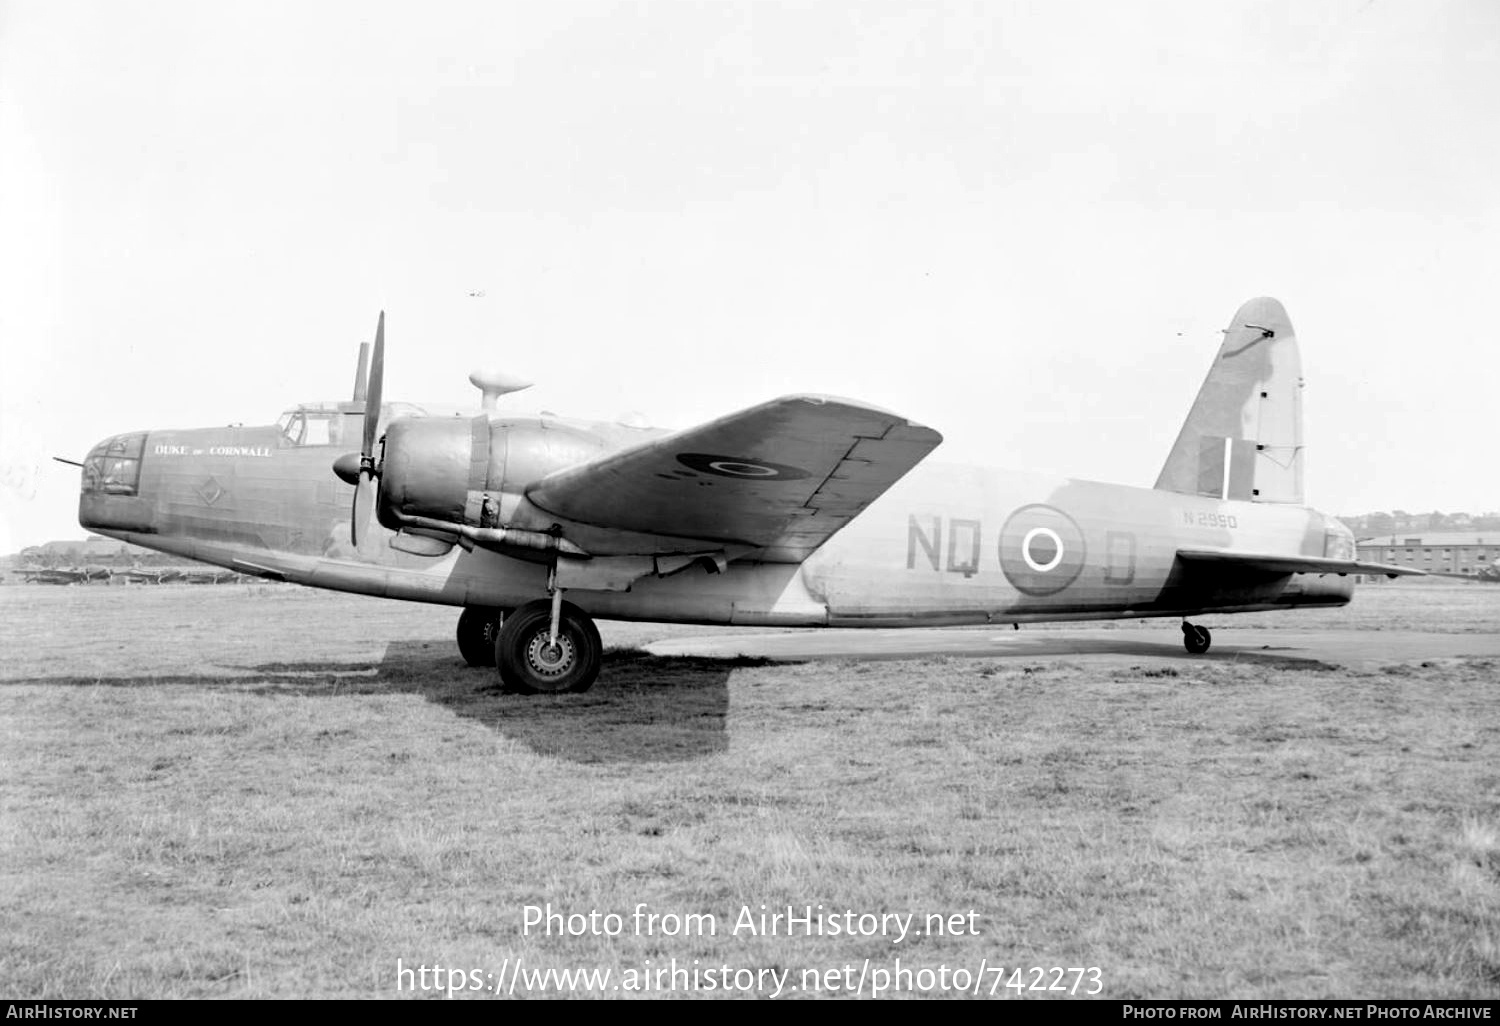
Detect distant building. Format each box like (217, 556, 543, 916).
(11, 534, 190, 569)
(1356, 533, 1500, 576)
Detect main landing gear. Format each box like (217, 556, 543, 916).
(456, 607, 504, 667)
(496, 597, 602, 694)
(457, 590, 602, 694)
(1181, 621, 1212, 655)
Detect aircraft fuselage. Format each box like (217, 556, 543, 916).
(77, 416, 1356, 629)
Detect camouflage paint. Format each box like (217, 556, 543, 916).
(75, 297, 1361, 632)
(79, 436, 1355, 629)
(1155, 297, 1304, 504)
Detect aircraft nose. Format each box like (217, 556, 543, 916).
(77, 431, 155, 534)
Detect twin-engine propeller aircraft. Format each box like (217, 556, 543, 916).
(74, 298, 1417, 693)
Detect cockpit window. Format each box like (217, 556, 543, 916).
(83, 433, 146, 495)
(278, 410, 341, 447)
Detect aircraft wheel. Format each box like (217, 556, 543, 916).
(457, 606, 504, 667)
(1182, 622, 1212, 655)
(496, 599, 602, 694)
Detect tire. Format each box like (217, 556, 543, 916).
(495, 599, 602, 694)
(457, 607, 503, 667)
(1182, 623, 1212, 655)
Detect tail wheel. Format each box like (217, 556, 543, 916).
(1182, 623, 1212, 655)
(496, 599, 601, 694)
(457, 607, 503, 667)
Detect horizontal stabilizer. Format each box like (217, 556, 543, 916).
(1177, 547, 1425, 579)
(527, 395, 942, 562)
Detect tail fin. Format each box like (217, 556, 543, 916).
(1154, 297, 1304, 504)
(352, 341, 370, 403)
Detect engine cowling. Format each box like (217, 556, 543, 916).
(378, 416, 487, 526)
(376, 415, 609, 540)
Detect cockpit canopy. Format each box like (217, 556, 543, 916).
(276, 404, 352, 447)
(275, 401, 438, 448)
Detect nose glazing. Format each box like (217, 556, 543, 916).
(78, 432, 154, 533)
(81, 432, 147, 496)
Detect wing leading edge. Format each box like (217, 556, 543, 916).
(1177, 548, 1426, 578)
(526, 395, 942, 562)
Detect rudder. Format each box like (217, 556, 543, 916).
(1154, 297, 1304, 504)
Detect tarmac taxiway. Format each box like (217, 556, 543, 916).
(645, 627, 1500, 669)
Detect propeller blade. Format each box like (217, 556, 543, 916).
(350, 311, 386, 547)
(352, 473, 375, 547)
(362, 311, 385, 460)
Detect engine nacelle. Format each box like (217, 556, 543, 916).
(378, 416, 486, 526)
(377, 415, 609, 538)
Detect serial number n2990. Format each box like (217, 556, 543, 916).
(1182, 511, 1238, 529)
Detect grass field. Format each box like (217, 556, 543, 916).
(1, 579, 1498, 999)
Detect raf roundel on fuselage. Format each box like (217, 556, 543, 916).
(998, 504, 1088, 596)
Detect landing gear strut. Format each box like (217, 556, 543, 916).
(495, 597, 602, 694)
(1182, 621, 1212, 655)
(456, 607, 504, 667)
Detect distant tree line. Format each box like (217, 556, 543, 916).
(14, 538, 194, 569)
(1338, 511, 1500, 536)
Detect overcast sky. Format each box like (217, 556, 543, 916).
(2, 0, 1496, 552)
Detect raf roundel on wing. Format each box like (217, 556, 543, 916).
(675, 453, 811, 481)
(999, 504, 1087, 596)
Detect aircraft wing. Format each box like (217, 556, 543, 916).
(526, 394, 942, 562)
(1177, 548, 1426, 578)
